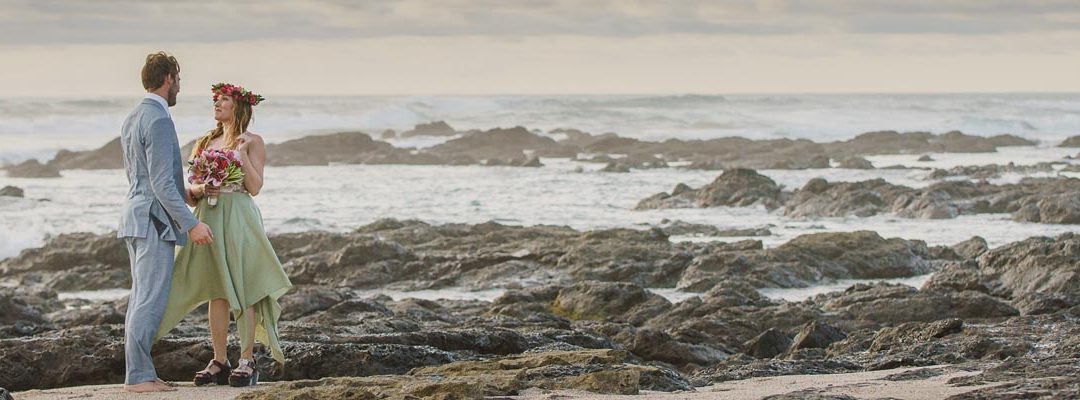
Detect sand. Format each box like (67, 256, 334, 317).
(13, 366, 1002, 400)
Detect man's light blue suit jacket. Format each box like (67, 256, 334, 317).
(117, 98, 199, 246)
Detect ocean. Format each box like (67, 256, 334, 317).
(2, 93, 1079, 265)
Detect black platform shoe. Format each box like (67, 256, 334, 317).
(193, 359, 232, 386)
(228, 358, 259, 387)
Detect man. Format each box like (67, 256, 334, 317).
(117, 51, 214, 393)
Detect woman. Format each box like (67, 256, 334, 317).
(154, 83, 292, 387)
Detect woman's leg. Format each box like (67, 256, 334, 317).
(208, 299, 230, 363)
(240, 306, 256, 360)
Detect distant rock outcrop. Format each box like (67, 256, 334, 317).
(400, 121, 456, 138)
(4, 160, 60, 178)
(48, 137, 122, 170)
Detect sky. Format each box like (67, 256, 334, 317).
(2, 0, 1080, 96)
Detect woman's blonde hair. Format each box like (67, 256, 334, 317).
(191, 95, 254, 158)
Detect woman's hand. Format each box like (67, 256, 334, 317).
(193, 183, 221, 198)
(238, 136, 251, 156)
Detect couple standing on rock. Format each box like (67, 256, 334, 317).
(117, 51, 293, 393)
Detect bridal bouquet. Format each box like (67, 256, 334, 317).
(188, 149, 244, 206)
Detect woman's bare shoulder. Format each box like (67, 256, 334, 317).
(243, 132, 266, 145)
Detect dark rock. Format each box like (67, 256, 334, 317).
(1011, 192, 1080, 224)
(918, 155, 934, 162)
(4, 159, 60, 178)
(836, 156, 873, 169)
(265, 131, 417, 166)
(0, 186, 23, 197)
(744, 328, 792, 358)
(951, 236, 989, 260)
(655, 220, 770, 237)
(825, 130, 1020, 156)
(789, 321, 847, 351)
(551, 281, 672, 325)
(784, 178, 909, 218)
(400, 121, 456, 138)
(0, 232, 129, 290)
(636, 168, 783, 210)
(927, 162, 1056, 180)
(817, 283, 1017, 328)
(690, 353, 861, 385)
(970, 233, 1080, 301)
(428, 126, 577, 162)
(236, 349, 690, 398)
(986, 134, 1037, 147)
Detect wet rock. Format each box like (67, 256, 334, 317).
(970, 233, 1080, 301)
(789, 321, 847, 351)
(918, 155, 934, 162)
(551, 281, 672, 325)
(428, 126, 577, 162)
(817, 283, 1018, 328)
(926, 162, 1056, 180)
(265, 131, 415, 166)
(48, 137, 122, 170)
(784, 178, 910, 218)
(676, 231, 933, 291)
(744, 328, 792, 358)
(986, 134, 1037, 147)
(1011, 192, 1080, 224)
(4, 159, 60, 178)
(690, 353, 861, 385)
(764, 231, 935, 285)
(836, 156, 873, 169)
(237, 349, 690, 399)
(826, 130, 1032, 156)
(278, 286, 348, 320)
(46, 300, 125, 329)
(0, 287, 56, 337)
(951, 236, 989, 260)
(0, 186, 23, 197)
(0, 232, 129, 290)
(655, 220, 771, 237)
(636, 168, 783, 210)
(619, 327, 729, 367)
(781, 176, 1080, 222)
(400, 121, 456, 138)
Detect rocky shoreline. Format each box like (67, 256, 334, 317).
(4, 122, 1064, 177)
(2, 220, 1079, 398)
(637, 168, 1080, 224)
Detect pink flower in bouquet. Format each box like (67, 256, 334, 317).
(188, 148, 245, 187)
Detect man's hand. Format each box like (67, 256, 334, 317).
(189, 222, 214, 245)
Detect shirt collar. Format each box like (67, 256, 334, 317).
(144, 93, 172, 118)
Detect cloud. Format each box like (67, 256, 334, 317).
(3, 0, 1080, 44)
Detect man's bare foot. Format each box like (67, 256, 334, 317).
(123, 380, 176, 393)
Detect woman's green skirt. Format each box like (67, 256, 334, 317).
(154, 192, 293, 364)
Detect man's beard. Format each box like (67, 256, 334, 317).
(167, 87, 178, 106)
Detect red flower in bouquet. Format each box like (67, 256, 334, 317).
(188, 149, 244, 205)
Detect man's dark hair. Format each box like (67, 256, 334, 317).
(141, 51, 180, 91)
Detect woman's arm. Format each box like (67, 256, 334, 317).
(239, 134, 266, 196)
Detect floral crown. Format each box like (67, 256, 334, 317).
(211, 82, 264, 106)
